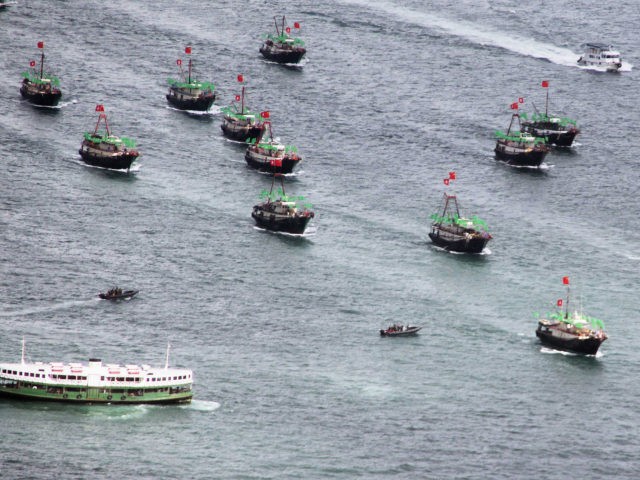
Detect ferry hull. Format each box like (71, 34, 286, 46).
(494, 143, 547, 167)
(0, 386, 192, 404)
(245, 151, 300, 174)
(20, 86, 62, 107)
(79, 150, 139, 171)
(252, 209, 311, 234)
(536, 328, 604, 355)
(429, 232, 489, 254)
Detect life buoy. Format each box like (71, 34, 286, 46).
(62, 393, 68, 399)
(120, 395, 127, 401)
(107, 395, 112, 401)
(76, 394, 82, 400)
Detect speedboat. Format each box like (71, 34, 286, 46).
(380, 325, 422, 337)
(98, 287, 139, 300)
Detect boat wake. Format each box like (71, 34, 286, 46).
(0, 299, 98, 318)
(79, 161, 142, 173)
(540, 346, 603, 358)
(253, 225, 317, 237)
(182, 400, 221, 412)
(577, 62, 633, 73)
(339, 0, 595, 68)
(166, 105, 221, 116)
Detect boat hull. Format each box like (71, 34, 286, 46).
(98, 290, 139, 300)
(521, 124, 579, 147)
(166, 90, 215, 111)
(20, 85, 62, 107)
(429, 231, 489, 253)
(0, 387, 192, 404)
(245, 150, 301, 174)
(380, 326, 421, 336)
(252, 209, 311, 234)
(79, 150, 139, 171)
(221, 121, 264, 142)
(494, 142, 548, 167)
(536, 326, 605, 355)
(259, 45, 306, 64)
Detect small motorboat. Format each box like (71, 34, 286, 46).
(166, 46, 216, 111)
(380, 325, 422, 337)
(99, 287, 139, 300)
(259, 16, 306, 64)
(577, 43, 622, 72)
(20, 41, 62, 107)
(79, 105, 140, 171)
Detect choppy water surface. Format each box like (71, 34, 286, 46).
(1, 1, 638, 478)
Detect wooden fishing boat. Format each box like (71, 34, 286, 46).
(244, 120, 302, 174)
(220, 74, 265, 142)
(520, 81, 580, 147)
(0, 340, 193, 404)
(20, 41, 62, 107)
(429, 193, 491, 253)
(495, 112, 549, 167)
(535, 277, 607, 355)
(252, 175, 314, 234)
(79, 105, 140, 171)
(260, 16, 306, 64)
(166, 46, 216, 111)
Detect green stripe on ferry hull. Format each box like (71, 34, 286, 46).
(0, 385, 192, 404)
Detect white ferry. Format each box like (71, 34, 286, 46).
(0, 341, 193, 404)
(577, 43, 622, 72)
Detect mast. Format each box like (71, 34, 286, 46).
(241, 85, 245, 114)
(274, 16, 281, 36)
(545, 87, 549, 117)
(565, 283, 570, 319)
(21, 337, 25, 365)
(40, 50, 45, 80)
(93, 113, 110, 136)
(165, 342, 171, 370)
(188, 58, 192, 84)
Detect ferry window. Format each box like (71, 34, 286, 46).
(117, 377, 125, 382)
(12, 371, 17, 375)
(173, 376, 177, 380)
(36, 374, 40, 378)
(81, 376, 86, 380)
(30, 373, 34, 377)
(126, 377, 134, 382)
(101, 376, 105, 380)
(59, 375, 67, 380)
(162, 377, 166, 381)
(68, 375, 76, 380)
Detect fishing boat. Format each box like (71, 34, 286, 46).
(98, 287, 139, 300)
(220, 74, 265, 142)
(495, 112, 549, 167)
(428, 193, 491, 253)
(535, 277, 607, 355)
(79, 105, 140, 171)
(245, 120, 302, 174)
(380, 325, 422, 337)
(260, 16, 306, 64)
(20, 41, 62, 107)
(577, 43, 622, 72)
(0, 340, 193, 404)
(166, 46, 216, 111)
(252, 175, 314, 234)
(520, 81, 580, 147)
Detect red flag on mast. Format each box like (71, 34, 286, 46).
(237, 74, 244, 83)
(294, 22, 300, 29)
(541, 80, 549, 88)
(518, 97, 524, 103)
(260, 111, 270, 119)
(557, 299, 563, 307)
(510, 102, 518, 110)
(37, 41, 44, 49)
(443, 179, 450, 186)
(235, 94, 241, 101)
(562, 276, 570, 285)
(176, 59, 182, 66)
(449, 171, 456, 180)
(95, 104, 105, 112)
(285, 27, 291, 34)
(29, 60, 36, 67)
(185, 46, 192, 54)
